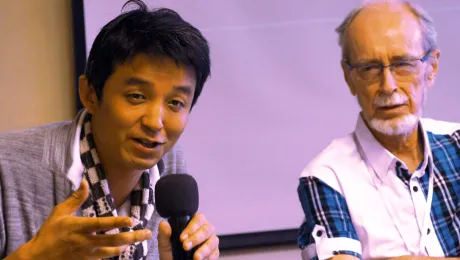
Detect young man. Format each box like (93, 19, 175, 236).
(297, 1, 459, 259)
(0, 1, 219, 259)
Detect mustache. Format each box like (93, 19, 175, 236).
(373, 93, 408, 107)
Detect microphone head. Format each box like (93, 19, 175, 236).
(155, 174, 199, 218)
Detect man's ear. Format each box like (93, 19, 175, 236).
(341, 60, 357, 96)
(427, 49, 440, 89)
(78, 75, 99, 114)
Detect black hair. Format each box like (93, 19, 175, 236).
(85, 0, 210, 108)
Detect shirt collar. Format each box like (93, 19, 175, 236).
(415, 119, 432, 178)
(354, 114, 431, 181)
(66, 109, 87, 190)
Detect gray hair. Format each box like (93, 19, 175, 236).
(336, 0, 437, 60)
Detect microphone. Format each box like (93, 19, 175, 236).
(155, 174, 199, 260)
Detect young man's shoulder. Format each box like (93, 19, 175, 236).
(0, 121, 74, 168)
(160, 143, 188, 176)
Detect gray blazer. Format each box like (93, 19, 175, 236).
(0, 115, 187, 259)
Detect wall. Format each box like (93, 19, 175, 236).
(0, 0, 75, 132)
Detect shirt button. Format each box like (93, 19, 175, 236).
(427, 228, 431, 234)
(412, 186, 418, 192)
(316, 230, 323, 237)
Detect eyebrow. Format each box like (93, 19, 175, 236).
(125, 77, 193, 96)
(353, 58, 382, 65)
(390, 55, 418, 61)
(353, 54, 419, 65)
(174, 86, 193, 96)
(125, 77, 152, 86)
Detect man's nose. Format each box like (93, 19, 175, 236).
(380, 66, 397, 94)
(141, 103, 164, 132)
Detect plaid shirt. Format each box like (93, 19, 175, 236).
(297, 117, 460, 259)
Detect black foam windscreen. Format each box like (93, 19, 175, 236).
(155, 174, 199, 218)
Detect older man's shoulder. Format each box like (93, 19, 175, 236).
(300, 133, 358, 177)
(421, 117, 460, 136)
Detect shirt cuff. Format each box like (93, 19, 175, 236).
(301, 225, 362, 260)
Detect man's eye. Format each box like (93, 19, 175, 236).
(170, 100, 185, 108)
(359, 65, 380, 72)
(393, 62, 413, 68)
(128, 93, 145, 100)
(126, 94, 146, 103)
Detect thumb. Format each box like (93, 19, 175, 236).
(158, 220, 173, 260)
(59, 178, 90, 215)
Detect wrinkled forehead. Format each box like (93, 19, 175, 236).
(346, 3, 425, 62)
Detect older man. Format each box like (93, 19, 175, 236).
(297, 1, 459, 259)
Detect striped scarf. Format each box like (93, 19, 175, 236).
(79, 112, 155, 260)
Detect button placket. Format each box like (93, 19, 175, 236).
(409, 177, 426, 238)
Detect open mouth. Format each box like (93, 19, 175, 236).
(134, 138, 163, 149)
(379, 104, 404, 110)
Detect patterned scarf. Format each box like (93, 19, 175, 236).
(79, 112, 155, 260)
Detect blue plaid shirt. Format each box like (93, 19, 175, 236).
(297, 121, 460, 259)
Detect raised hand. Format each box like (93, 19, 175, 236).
(6, 179, 152, 260)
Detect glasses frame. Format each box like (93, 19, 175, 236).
(344, 50, 432, 81)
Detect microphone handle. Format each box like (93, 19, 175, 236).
(168, 215, 196, 260)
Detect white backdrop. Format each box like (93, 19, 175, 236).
(82, 0, 460, 236)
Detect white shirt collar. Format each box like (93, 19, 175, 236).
(353, 114, 431, 181)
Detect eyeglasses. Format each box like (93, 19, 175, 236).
(344, 50, 432, 82)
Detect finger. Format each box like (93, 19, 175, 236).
(183, 223, 215, 251)
(157, 221, 172, 252)
(56, 179, 90, 215)
(208, 248, 220, 260)
(91, 229, 152, 247)
(192, 235, 219, 260)
(180, 213, 206, 241)
(92, 245, 129, 259)
(69, 216, 134, 233)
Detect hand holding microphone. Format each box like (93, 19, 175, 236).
(155, 174, 220, 260)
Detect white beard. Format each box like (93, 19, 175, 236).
(367, 114, 419, 136)
(359, 87, 427, 136)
